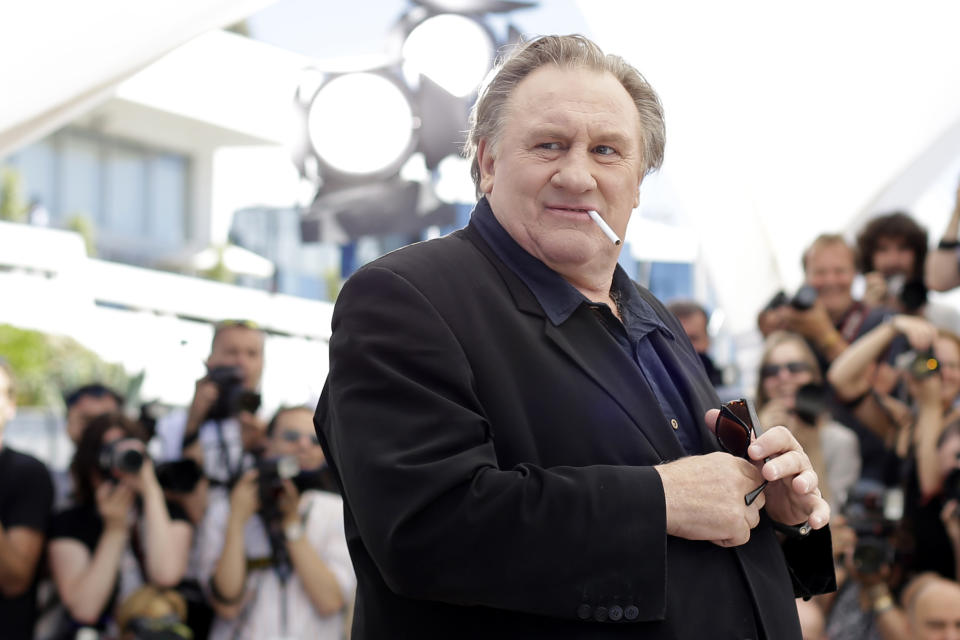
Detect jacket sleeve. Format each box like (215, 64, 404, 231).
(321, 265, 670, 621)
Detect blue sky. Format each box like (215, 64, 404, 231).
(247, 0, 590, 60)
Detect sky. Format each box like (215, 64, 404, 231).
(246, 0, 591, 61)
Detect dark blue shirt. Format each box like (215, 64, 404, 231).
(472, 198, 701, 455)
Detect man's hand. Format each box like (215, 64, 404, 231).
(863, 272, 889, 307)
(185, 377, 219, 436)
(238, 411, 268, 453)
(785, 300, 834, 343)
(655, 451, 767, 547)
(732, 412, 831, 531)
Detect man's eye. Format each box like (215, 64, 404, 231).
(537, 142, 562, 151)
(594, 145, 617, 156)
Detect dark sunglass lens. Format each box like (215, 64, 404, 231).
(716, 413, 751, 458)
(786, 361, 811, 374)
(281, 431, 301, 443)
(760, 364, 781, 379)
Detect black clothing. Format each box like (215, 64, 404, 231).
(0, 447, 54, 640)
(318, 198, 835, 639)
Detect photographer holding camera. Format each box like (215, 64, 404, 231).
(856, 212, 960, 336)
(156, 320, 266, 493)
(759, 234, 889, 367)
(47, 413, 192, 638)
(197, 406, 353, 640)
(829, 316, 960, 579)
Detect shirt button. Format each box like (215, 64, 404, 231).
(593, 606, 608, 622)
(624, 605, 639, 620)
(608, 605, 623, 621)
(671, 418, 679, 430)
(576, 604, 592, 620)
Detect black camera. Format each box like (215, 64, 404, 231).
(205, 365, 262, 421)
(789, 284, 819, 311)
(894, 348, 939, 379)
(886, 274, 928, 313)
(99, 438, 145, 476)
(793, 383, 826, 425)
(763, 285, 818, 313)
(844, 480, 897, 575)
(256, 455, 300, 520)
(155, 459, 204, 493)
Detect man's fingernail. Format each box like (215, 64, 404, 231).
(767, 462, 779, 478)
(797, 478, 809, 492)
(749, 444, 762, 457)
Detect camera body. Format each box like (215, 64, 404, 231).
(793, 383, 826, 425)
(205, 365, 262, 421)
(894, 348, 939, 379)
(789, 284, 819, 311)
(155, 458, 204, 493)
(886, 274, 927, 313)
(98, 438, 145, 476)
(844, 480, 898, 575)
(256, 455, 300, 521)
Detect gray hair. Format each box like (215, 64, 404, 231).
(463, 34, 666, 197)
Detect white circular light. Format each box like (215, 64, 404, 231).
(307, 72, 416, 176)
(402, 14, 494, 98)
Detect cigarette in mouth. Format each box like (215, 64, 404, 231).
(587, 210, 621, 246)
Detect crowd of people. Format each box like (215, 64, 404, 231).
(0, 321, 354, 640)
(670, 189, 960, 639)
(4, 30, 960, 639)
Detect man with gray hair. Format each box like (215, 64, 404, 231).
(318, 34, 834, 638)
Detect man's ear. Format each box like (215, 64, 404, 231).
(477, 138, 495, 195)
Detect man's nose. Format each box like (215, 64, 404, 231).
(550, 150, 597, 192)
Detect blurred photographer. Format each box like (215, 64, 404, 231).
(830, 317, 960, 577)
(820, 483, 912, 640)
(760, 234, 891, 386)
(0, 359, 55, 640)
(756, 331, 861, 512)
(47, 413, 192, 638)
(197, 406, 353, 640)
(155, 319, 266, 494)
(857, 212, 960, 335)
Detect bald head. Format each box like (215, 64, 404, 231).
(909, 578, 960, 640)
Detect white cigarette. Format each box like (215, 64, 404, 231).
(587, 210, 621, 246)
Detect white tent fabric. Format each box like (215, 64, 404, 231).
(0, 0, 276, 158)
(579, 0, 960, 332)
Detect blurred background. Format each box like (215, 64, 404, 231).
(3, 0, 960, 469)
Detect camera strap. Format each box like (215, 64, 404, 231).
(214, 418, 243, 487)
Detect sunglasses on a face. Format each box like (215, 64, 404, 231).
(280, 430, 320, 446)
(715, 398, 767, 505)
(759, 361, 812, 379)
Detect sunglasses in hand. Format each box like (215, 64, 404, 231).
(715, 398, 768, 506)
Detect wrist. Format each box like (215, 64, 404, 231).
(284, 519, 305, 543)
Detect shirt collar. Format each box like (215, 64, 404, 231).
(470, 197, 673, 339)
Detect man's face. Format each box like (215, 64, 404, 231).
(478, 65, 645, 275)
(910, 582, 960, 640)
(805, 242, 855, 318)
(66, 393, 120, 444)
(0, 369, 15, 445)
(872, 235, 916, 278)
(207, 327, 264, 390)
(679, 312, 710, 354)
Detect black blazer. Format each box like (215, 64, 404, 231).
(317, 220, 834, 639)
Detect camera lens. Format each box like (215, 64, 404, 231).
(117, 449, 145, 474)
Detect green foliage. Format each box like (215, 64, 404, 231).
(200, 245, 236, 284)
(64, 214, 97, 256)
(0, 324, 131, 409)
(324, 268, 343, 301)
(0, 167, 27, 222)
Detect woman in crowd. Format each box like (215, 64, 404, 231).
(198, 405, 354, 640)
(47, 412, 193, 637)
(828, 316, 960, 582)
(755, 330, 861, 512)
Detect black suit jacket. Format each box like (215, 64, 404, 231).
(317, 218, 834, 639)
